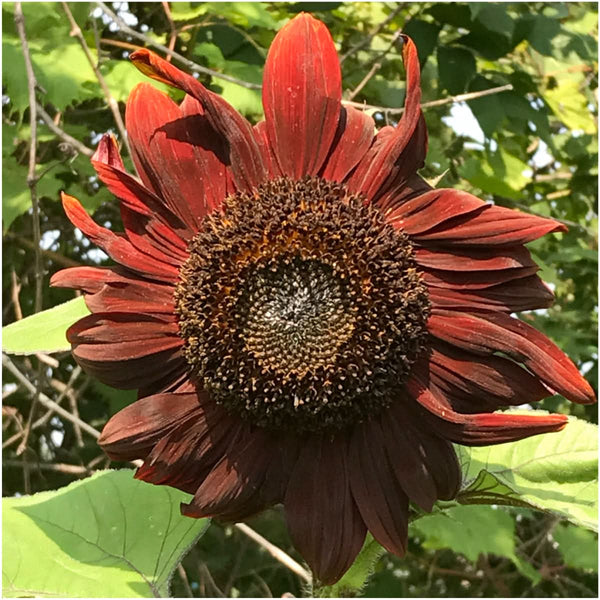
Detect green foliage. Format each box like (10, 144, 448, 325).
(412, 505, 541, 583)
(2, 296, 90, 354)
(456, 414, 598, 532)
(2, 470, 209, 598)
(553, 523, 598, 571)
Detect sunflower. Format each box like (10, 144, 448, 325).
(52, 13, 595, 584)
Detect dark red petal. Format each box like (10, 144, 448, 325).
(428, 310, 596, 405)
(428, 276, 555, 312)
(422, 264, 539, 290)
(284, 435, 366, 585)
(98, 391, 201, 461)
(92, 133, 192, 246)
(320, 106, 374, 183)
(347, 37, 425, 200)
(137, 399, 240, 495)
(262, 13, 342, 178)
(415, 246, 536, 272)
(349, 419, 409, 556)
(127, 84, 229, 227)
(406, 376, 569, 446)
(181, 427, 296, 522)
(68, 312, 184, 389)
(61, 193, 179, 283)
(384, 400, 460, 504)
(130, 49, 266, 191)
(377, 173, 432, 215)
(428, 343, 549, 412)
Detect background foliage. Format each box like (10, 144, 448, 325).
(2, 2, 598, 597)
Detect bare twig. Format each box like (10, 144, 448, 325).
(61, 2, 133, 159)
(10, 269, 23, 321)
(342, 84, 514, 115)
(234, 522, 311, 584)
(3, 459, 89, 476)
(340, 3, 404, 64)
(96, 1, 261, 90)
(3, 354, 101, 440)
(14, 2, 43, 314)
(6, 232, 82, 267)
(176, 564, 193, 598)
(161, 1, 177, 61)
(37, 103, 94, 157)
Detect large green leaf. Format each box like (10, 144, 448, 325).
(456, 413, 598, 531)
(411, 505, 540, 583)
(2, 469, 209, 598)
(2, 297, 90, 354)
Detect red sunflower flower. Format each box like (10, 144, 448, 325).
(52, 13, 595, 584)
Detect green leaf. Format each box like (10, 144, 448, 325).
(412, 505, 541, 583)
(101, 60, 170, 103)
(216, 61, 263, 116)
(466, 75, 506, 137)
(456, 412, 598, 532)
(437, 46, 476, 95)
(2, 297, 90, 354)
(402, 19, 441, 67)
(2, 469, 209, 598)
(553, 523, 598, 571)
(545, 80, 597, 134)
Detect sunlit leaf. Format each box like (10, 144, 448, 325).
(456, 413, 598, 532)
(2, 469, 209, 598)
(553, 523, 598, 571)
(2, 297, 90, 354)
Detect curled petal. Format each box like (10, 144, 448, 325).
(130, 49, 266, 191)
(406, 377, 568, 445)
(428, 310, 596, 405)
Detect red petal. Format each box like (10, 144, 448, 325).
(396, 189, 566, 245)
(422, 264, 539, 290)
(320, 106, 375, 182)
(98, 391, 202, 461)
(428, 310, 596, 405)
(347, 37, 425, 200)
(51, 266, 175, 314)
(92, 133, 191, 246)
(377, 172, 432, 214)
(61, 193, 179, 283)
(406, 376, 569, 445)
(253, 120, 283, 179)
(262, 13, 342, 178)
(284, 435, 366, 585)
(130, 49, 266, 191)
(127, 85, 229, 228)
(68, 312, 184, 389)
(91, 132, 124, 170)
(387, 188, 485, 234)
(349, 419, 409, 556)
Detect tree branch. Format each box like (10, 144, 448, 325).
(96, 1, 261, 90)
(61, 2, 133, 160)
(36, 103, 94, 157)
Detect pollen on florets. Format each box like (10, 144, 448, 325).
(174, 176, 430, 433)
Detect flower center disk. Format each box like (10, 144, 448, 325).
(175, 177, 430, 433)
